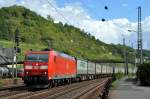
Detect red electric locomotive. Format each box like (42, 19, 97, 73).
(23, 49, 76, 88)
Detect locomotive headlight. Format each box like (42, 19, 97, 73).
(25, 65, 32, 69)
(40, 65, 48, 69)
(44, 72, 47, 75)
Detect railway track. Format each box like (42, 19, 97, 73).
(28, 79, 103, 99)
(45, 79, 106, 99)
(0, 84, 24, 91)
(71, 78, 110, 99)
(5, 79, 97, 99)
(0, 78, 23, 85)
(0, 78, 111, 99)
(47, 78, 110, 99)
(0, 85, 27, 98)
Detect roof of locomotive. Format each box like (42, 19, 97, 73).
(25, 49, 76, 60)
(25, 51, 49, 54)
(56, 51, 75, 60)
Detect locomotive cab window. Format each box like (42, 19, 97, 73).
(25, 54, 49, 62)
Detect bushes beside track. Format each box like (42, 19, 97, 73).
(111, 72, 124, 89)
(112, 72, 124, 82)
(137, 63, 150, 86)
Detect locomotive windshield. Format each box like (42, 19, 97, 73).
(25, 54, 49, 62)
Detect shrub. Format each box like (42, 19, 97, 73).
(137, 63, 150, 86)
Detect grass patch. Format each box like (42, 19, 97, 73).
(0, 78, 3, 87)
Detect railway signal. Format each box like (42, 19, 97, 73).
(15, 28, 20, 47)
(15, 28, 21, 53)
(12, 27, 21, 84)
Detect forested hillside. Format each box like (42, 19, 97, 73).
(0, 5, 134, 60)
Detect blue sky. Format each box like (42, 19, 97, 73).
(55, 0, 150, 21)
(0, 0, 150, 49)
(55, 0, 150, 49)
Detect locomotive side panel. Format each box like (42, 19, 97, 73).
(48, 51, 76, 79)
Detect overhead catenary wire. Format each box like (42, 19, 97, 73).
(46, 0, 71, 25)
(45, 0, 75, 49)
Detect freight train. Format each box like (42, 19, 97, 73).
(22, 49, 134, 88)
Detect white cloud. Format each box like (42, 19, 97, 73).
(0, 0, 150, 49)
(0, 0, 16, 7)
(143, 16, 150, 32)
